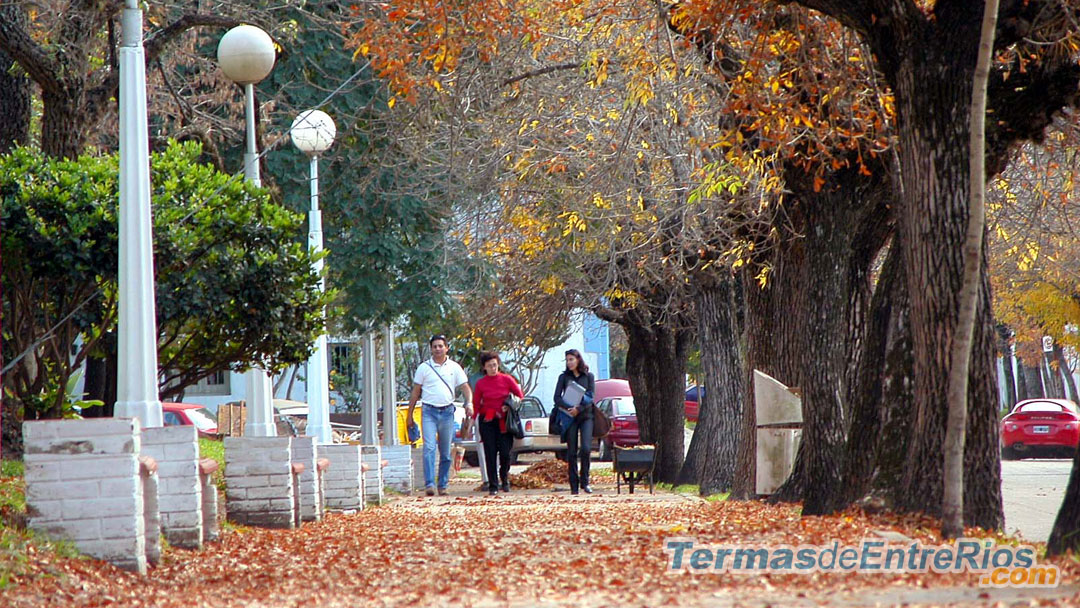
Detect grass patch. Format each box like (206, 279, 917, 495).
(654, 482, 729, 501)
(455, 471, 481, 479)
(199, 437, 226, 492)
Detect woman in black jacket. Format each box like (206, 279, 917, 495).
(553, 349, 596, 494)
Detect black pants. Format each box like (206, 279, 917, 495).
(479, 418, 513, 487)
(566, 417, 593, 492)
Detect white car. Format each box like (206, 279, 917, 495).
(463, 396, 562, 465)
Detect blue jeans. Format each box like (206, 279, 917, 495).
(422, 404, 455, 489)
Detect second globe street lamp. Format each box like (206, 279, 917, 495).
(290, 109, 336, 444)
(217, 24, 278, 437)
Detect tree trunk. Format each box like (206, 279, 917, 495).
(842, 243, 902, 504)
(624, 322, 689, 483)
(771, 178, 860, 515)
(891, 27, 1004, 530)
(1054, 345, 1077, 402)
(943, 0, 998, 538)
(0, 4, 29, 153)
(679, 275, 743, 493)
(996, 326, 1016, 411)
(1048, 439, 1080, 554)
(1022, 364, 1043, 399)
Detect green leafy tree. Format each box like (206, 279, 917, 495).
(1, 141, 328, 416)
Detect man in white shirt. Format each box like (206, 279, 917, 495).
(406, 334, 473, 495)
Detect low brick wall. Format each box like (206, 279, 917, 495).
(381, 445, 412, 494)
(142, 426, 203, 549)
(320, 444, 364, 511)
(224, 437, 295, 528)
(23, 419, 150, 574)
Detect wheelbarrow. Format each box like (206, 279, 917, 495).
(613, 445, 655, 494)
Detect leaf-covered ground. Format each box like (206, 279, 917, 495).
(2, 476, 1078, 607)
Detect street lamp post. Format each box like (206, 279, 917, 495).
(289, 109, 336, 444)
(113, 0, 162, 428)
(217, 25, 277, 437)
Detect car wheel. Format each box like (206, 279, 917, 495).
(464, 451, 479, 467)
(599, 439, 612, 462)
(1001, 446, 1019, 461)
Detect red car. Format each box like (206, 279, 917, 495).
(594, 378, 699, 421)
(162, 402, 219, 438)
(1000, 399, 1079, 460)
(596, 396, 640, 461)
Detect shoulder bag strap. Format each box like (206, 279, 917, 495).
(426, 361, 456, 400)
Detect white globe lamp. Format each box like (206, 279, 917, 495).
(290, 110, 337, 156)
(217, 25, 276, 85)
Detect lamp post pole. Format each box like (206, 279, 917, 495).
(218, 25, 278, 437)
(113, 0, 162, 428)
(290, 110, 336, 444)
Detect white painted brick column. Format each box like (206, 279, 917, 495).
(380, 445, 412, 494)
(290, 437, 322, 522)
(361, 445, 383, 505)
(198, 461, 220, 543)
(141, 462, 161, 566)
(23, 419, 148, 574)
(142, 426, 203, 549)
(320, 444, 364, 511)
(411, 446, 425, 490)
(224, 437, 295, 528)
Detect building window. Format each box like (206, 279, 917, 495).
(185, 369, 231, 396)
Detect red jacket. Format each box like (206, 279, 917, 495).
(473, 373, 524, 432)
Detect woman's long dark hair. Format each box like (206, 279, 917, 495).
(564, 349, 589, 375)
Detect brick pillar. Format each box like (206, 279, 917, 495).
(142, 426, 203, 548)
(411, 446, 425, 490)
(361, 445, 383, 505)
(320, 444, 364, 511)
(290, 437, 322, 522)
(198, 459, 220, 543)
(380, 445, 412, 493)
(141, 461, 161, 566)
(23, 419, 148, 574)
(224, 437, 295, 528)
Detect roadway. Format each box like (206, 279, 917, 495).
(1001, 458, 1074, 542)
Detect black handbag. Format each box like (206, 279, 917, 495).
(504, 401, 525, 439)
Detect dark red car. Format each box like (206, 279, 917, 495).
(1000, 399, 1079, 460)
(162, 402, 219, 438)
(594, 378, 698, 422)
(596, 396, 639, 461)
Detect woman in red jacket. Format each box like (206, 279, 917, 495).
(473, 351, 525, 495)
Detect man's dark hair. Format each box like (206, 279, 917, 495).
(429, 334, 448, 346)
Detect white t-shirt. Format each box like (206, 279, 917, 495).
(413, 358, 468, 406)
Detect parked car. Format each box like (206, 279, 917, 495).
(463, 396, 563, 466)
(595, 396, 640, 461)
(1000, 398, 1080, 460)
(594, 378, 698, 421)
(684, 386, 701, 423)
(162, 402, 219, 437)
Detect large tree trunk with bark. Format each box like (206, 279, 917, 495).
(891, 36, 1003, 528)
(0, 4, 29, 153)
(1048, 441, 1080, 554)
(678, 275, 744, 493)
(624, 322, 690, 483)
(842, 243, 902, 504)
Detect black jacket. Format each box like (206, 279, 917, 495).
(553, 370, 596, 420)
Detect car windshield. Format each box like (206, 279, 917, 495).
(612, 398, 636, 416)
(186, 407, 218, 431)
(520, 398, 545, 419)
